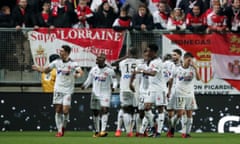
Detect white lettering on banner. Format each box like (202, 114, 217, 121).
(29, 31, 56, 42)
(57, 29, 122, 41)
(28, 28, 124, 67)
(29, 29, 123, 42)
(218, 116, 240, 133)
(203, 85, 233, 90)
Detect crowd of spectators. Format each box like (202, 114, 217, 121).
(0, 0, 239, 70)
(0, 0, 239, 33)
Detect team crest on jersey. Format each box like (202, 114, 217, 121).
(196, 48, 213, 83)
(35, 45, 47, 67)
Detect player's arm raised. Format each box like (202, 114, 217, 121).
(32, 65, 52, 73)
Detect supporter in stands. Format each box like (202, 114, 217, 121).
(12, 0, 38, 70)
(166, 7, 186, 31)
(32, 45, 84, 137)
(27, 0, 46, 14)
(186, 5, 207, 32)
(204, 0, 223, 16)
(112, 7, 132, 31)
(178, 0, 205, 14)
(0, 6, 14, 27)
(12, 0, 38, 29)
(121, 0, 149, 17)
(224, 0, 240, 33)
(72, 0, 94, 28)
(153, 1, 170, 29)
(0, 5, 14, 69)
(132, 4, 154, 31)
(206, 1, 229, 33)
(93, 0, 117, 28)
(36, 1, 52, 27)
(41, 54, 60, 93)
(91, 0, 119, 14)
(48, 0, 75, 28)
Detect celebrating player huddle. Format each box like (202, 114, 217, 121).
(113, 44, 200, 138)
(33, 44, 200, 138)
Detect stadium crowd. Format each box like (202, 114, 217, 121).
(0, 0, 239, 33)
(0, 0, 239, 70)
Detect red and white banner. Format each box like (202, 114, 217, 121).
(28, 28, 125, 67)
(162, 34, 240, 94)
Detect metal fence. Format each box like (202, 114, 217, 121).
(0, 28, 89, 85)
(0, 28, 38, 84)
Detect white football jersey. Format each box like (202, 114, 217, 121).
(147, 57, 164, 91)
(83, 65, 117, 97)
(119, 58, 141, 91)
(136, 59, 149, 93)
(173, 65, 196, 97)
(49, 59, 81, 94)
(162, 60, 175, 83)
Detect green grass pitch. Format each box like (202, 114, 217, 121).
(0, 131, 239, 144)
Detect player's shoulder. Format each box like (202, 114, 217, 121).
(136, 58, 144, 64)
(121, 58, 137, 63)
(150, 57, 162, 65)
(90, 65, 98, 71)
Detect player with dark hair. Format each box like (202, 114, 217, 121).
(32, 45, 84, 137)
(114, 48, 143, 137)
(166, 48, 183, 137)
(167, 52, 200, 138)
(82, 53, 118, 137)
(136, 44, 167, 137)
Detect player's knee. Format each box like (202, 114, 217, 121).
(92, 110, 99, 116)
(139, 112, 145, 119)
(101, 107, 109, 114)
(123, 106, 134, 114)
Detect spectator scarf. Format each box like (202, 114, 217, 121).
(20, 8, 25, 16)
(118, 16, 131, 27)
(42, 13, 49, 22)
(75, 5, 92, 26)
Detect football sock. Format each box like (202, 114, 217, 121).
(185, 117, 193, 134)
(140, 117, 148, 134)
(63, 113, 69, 128)
(93, 115, 100, 133)
(181, 114, 187, 133)
(55, 113, 63, 132)
(157, 113, 165, 133)
(123, 113, 132, 133)
(101, 113, 109, 132)
(136, 114, 143, 133)
(116, 109, 123, 130)
(145, 110, 154, 127)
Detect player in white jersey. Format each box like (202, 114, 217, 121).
(166, 48, 183, 137)
(137, 44, 167, 137)
(168, 52, 200, 138)
(114, 48, 140, 137)
(130, 49, 149, 136)
(147, 44, 168, 137)
(82, 53, 118, 137)
(32, 45, 84, 137)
